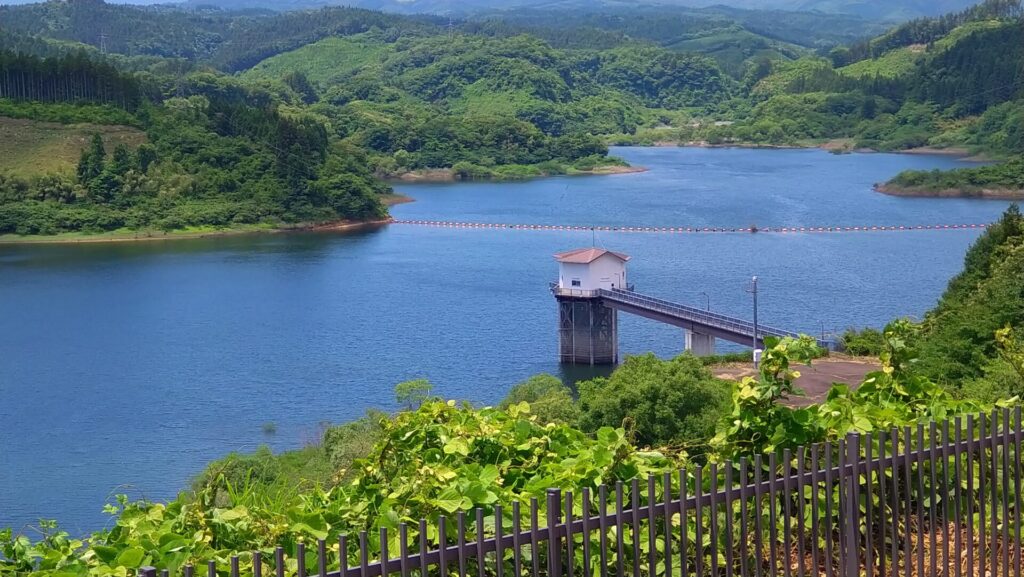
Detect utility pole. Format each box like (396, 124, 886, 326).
(99, 32, 108, 54)
(748, 276, 759, 368)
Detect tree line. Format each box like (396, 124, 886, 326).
(830, 0, 1022, 67)
(0, 50, 141, 110)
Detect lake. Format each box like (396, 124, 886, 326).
(0, 147, 1014, 535)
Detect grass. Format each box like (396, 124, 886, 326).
(932, 19, 1008, 51)
(0, 222, 280, 244)
(243, 34, 389, 87)
(0, 116, 147, 178)
(839, 20, 1011, 80)
(837, 46, 922, 79)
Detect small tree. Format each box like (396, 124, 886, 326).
(110, 144, 134, 176)
(76, 133, 106, 184)
(395, 379, 433, 410)
(136, 143, 157, 173)
(500, 374, 579, 425)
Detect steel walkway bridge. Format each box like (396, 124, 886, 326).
(598, 288, 834, 350)
(552, 285, 834, 364)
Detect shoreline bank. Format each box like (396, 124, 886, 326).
(0, 218, 396, 246)
(390, 164, 647, 183)
(641, 139, 990, 161)
(0, 194, 416, 246)
(874, 183, 1024, 200)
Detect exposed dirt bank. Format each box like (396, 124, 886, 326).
(0, 219, 394, 245)
(390, 165, 647, 182)
(874, 183, 1024, 200)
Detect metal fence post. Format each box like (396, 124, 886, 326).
(548, 489, 563, 577)
(845, 434, 860, 577)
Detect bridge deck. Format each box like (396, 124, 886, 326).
(553, 285, 834, 349)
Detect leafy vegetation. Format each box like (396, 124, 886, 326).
(913, 205, 1024, 384)
(0, 400, 678, 577)
(840, 327, 886, 356)
(0, 50, 142, 110)
(883, 158, 1024, 196)
(577, 353, 730, 451)
(247, 32, 728, 177)
(672, 2, 1023, 163)
(498, 374, 579, 426)
(0, 97, 388, 235)
(1, 0, 1022, 236)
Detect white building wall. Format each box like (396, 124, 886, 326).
(559, 254, 627, 291)
(559, 262, 590, 289)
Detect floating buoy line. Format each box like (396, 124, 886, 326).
(390, 220, 992, 234)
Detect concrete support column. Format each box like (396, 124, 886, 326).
(684, 329, 716, 357)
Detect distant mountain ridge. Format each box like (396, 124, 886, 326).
(0, 0, 986, 21)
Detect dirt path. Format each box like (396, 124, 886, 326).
(713, 356, 880, 407)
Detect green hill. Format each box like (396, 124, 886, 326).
(243, 35, 389, 87)
(836, 19, 1009, 78)
(240, 31, 731, 176)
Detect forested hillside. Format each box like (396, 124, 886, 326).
(2, 0, 1023, 236)
(26, 0, 981, 21)
(0, 98, 389, 235)
(650, 0, 1024, 194)
(242, 31, 729, 177)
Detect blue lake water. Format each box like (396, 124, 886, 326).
(0, 147, 1014, 535)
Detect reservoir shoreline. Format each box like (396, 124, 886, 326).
(874, 183, 1024, 200)
(2, 145, 1013, 534)
(0, 147, 991, 246)
(0, 194, 415, 245)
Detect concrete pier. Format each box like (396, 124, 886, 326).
(685, 330, 715, 356)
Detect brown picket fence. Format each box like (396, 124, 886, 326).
(141, 407, 1024, 577)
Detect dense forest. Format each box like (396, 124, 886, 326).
(829, 0, 1022, 65)
(0, 51, 142, 109)
(1, 0, 1023, 235)
(0, 90, 388, 234)
(3, 2, 1024, 572)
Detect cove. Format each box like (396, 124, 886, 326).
(0, 146, 1013, 535)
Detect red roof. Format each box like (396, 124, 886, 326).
(554, 248, 631, 264)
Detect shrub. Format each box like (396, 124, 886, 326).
(841, 327, 886, 356)
(499, 374, 579, 425)
(577, 353, 730, 449)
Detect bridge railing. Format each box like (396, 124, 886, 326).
(551, 284, 834, 349)
(550, 283, 636, 298)
(549, 283, 601, 298)
(601, 289, 835, 349)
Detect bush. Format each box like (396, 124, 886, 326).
(841, 327, 886, 356)
(451, 161, 494, 180)
(499, 374, 579, 425)
(322, 411, 386, 476)
(577, 353, 731, 449)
